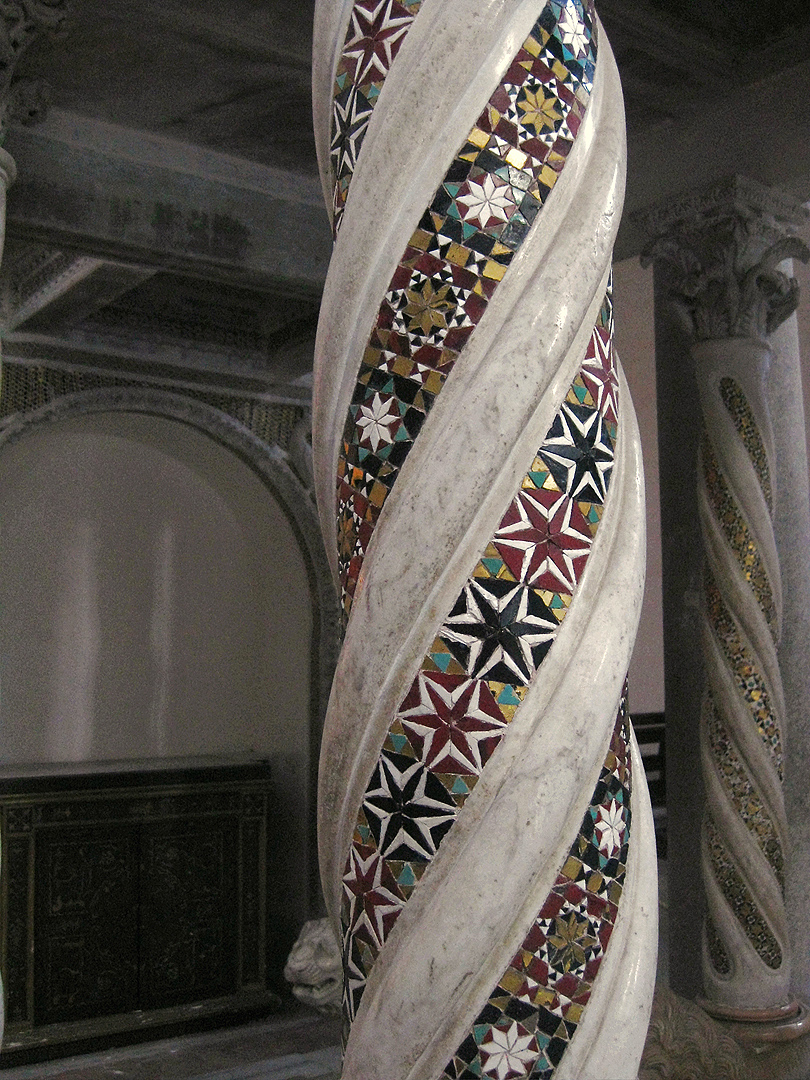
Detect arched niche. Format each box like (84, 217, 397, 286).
(0, 386, 339, 931)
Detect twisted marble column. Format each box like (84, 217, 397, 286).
(643, 177, 809, 1024)
(312, 2, 657, 1076)
(697, 337, 792, 1013)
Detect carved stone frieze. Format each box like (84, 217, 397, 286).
(640, 175, 810, 341)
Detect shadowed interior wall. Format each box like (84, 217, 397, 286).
(614, 255, 663, 713)
(0, 411, 312, 764)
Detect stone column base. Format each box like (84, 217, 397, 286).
(698, 998, 810, 1045)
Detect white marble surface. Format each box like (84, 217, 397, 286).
(312, 2, 657, 1075)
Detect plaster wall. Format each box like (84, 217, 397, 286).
(0, 412, 312, 766)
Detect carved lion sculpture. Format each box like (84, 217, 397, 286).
(283, 917, 342, 1016)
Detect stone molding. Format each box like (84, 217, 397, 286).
(639, 986, 747, 1080)
(3, 109, 332, 293)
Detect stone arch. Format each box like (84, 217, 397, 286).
(0, 384, 340, 918)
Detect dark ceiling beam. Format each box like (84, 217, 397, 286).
(2, 253, 157, 332)
(617, 56, 810, 260)
(3, 109, 333, 297)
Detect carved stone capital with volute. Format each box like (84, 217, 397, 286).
(640, 175, 810, 342)
(0, 0, 71, 138)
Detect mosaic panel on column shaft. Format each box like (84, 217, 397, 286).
(704, 570, 783, 779)
(334, 0, 598, 619)
(701, 435, 776, 633)
(341, 287, 627, 1077)
(718, 377, 772, 511)
(703, 695, 784, 889)
(705, 816, 782, 971)
(331, 0, 424, 233)
(441, 700, 631, 1080)
(705, 912, 732, 977)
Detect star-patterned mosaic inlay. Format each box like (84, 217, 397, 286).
(494, 488, 593, 593)
(340, 285, 619, 1054)
(332, 0, 424, 232)
(441, 579, 559, 684)
(442, 700, 632, 1079)
(335, 0, 598, 619)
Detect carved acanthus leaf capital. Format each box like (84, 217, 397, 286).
(0, 0, 70, 138)
(639, 176, 810, 342)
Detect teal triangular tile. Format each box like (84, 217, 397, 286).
(497, 684, 522, 706)
(397, 864, 416, 887)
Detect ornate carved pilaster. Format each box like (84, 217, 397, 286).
(643, 176, 809, 1029)
(313, 2, 657, 1077)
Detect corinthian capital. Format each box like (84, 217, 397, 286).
(640, 175, 809, 342)
(0, 0, 70, 137)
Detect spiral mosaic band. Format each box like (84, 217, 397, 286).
(342, 298, 618, 1026)
(327, 1, 597, 619)
(330, 0, 424, 234)
(440, 697, 633, 1079)
(695, 341, 791, 1011)
(313, 1, 656, 1075)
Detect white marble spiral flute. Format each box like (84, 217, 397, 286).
(311, 2, 657, 1076)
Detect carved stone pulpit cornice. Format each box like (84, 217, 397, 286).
(639, 175, 810, 341)
(0, 0, 71, 137)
